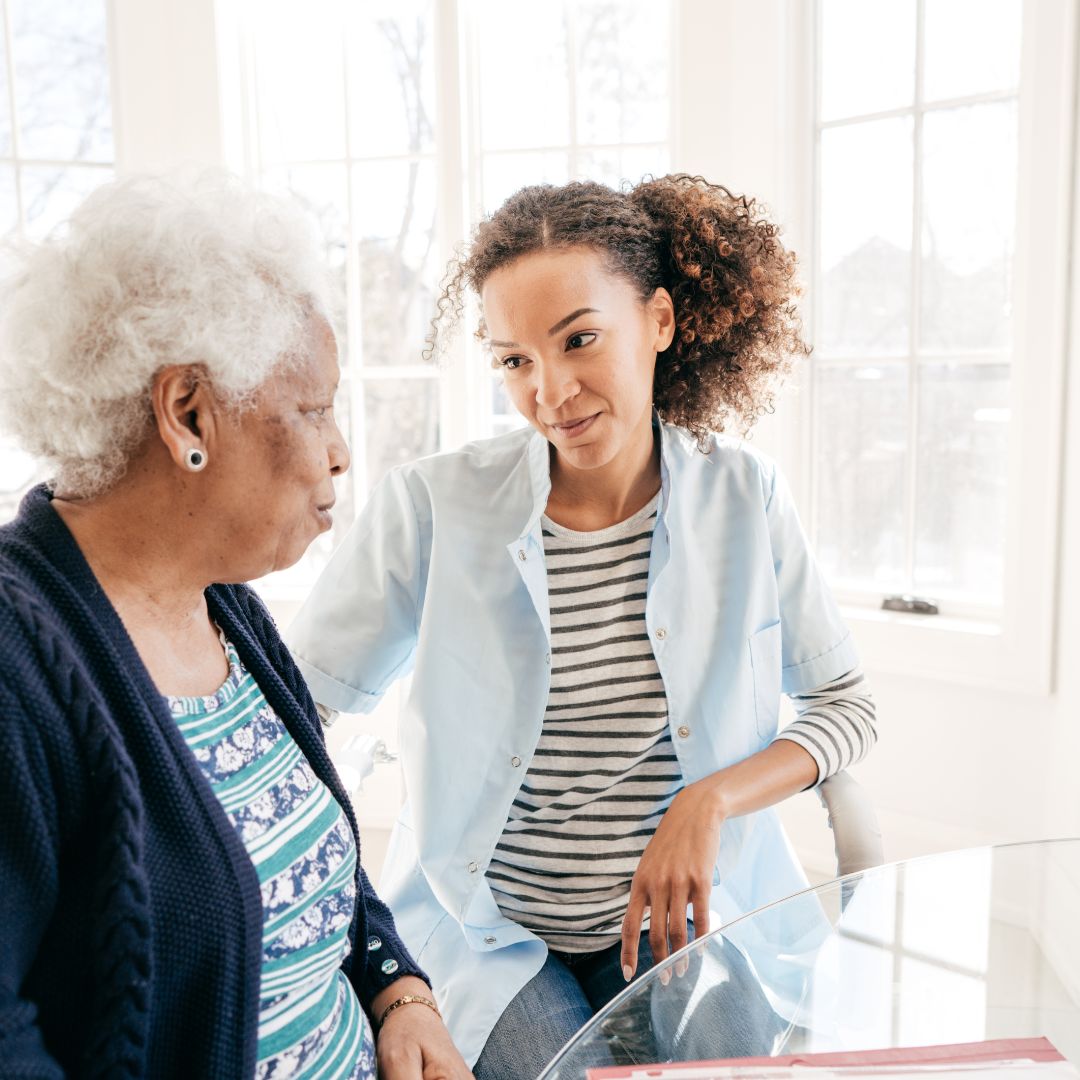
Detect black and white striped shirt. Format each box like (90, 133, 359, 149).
(487, 492, 877, 953)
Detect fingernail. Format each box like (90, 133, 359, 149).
(676, 957, 688, 979)
(660, 967, 671, 986)
(622, 964, 633, 982)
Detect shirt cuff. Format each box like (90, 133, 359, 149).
(292, 654, 385, 715)
(781, 632, 860, 695)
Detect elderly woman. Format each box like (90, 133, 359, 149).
(0, 175, 471, 1080)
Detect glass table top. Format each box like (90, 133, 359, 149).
(539, 840, 1080, 1078)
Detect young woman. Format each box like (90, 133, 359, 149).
(287, 175, 878, 1077)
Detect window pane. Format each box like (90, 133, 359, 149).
(491, 375, 528, 437)
(0, 437, 40, 525)
(573, 0, 669, 145)
(262, 163, 349, 342)
(576, 145, 669, 190)
(354, 159, 437, 366)
(819, 118, 913, 356)
(820, 0, 915, 122)
(350, 0, 435, 158)
(482, 151, 569, 215)
(914, 363, 1009, 602)
(920, 102, 1016, 352)
(21, 164, 111, 238)
(254, 0, 346, 163)
(923, 0, 1022, 102)
(0, 18, 11, 157)
(362, 378, 439, 489)
(0, 164, 18, 234)
(474, 3, 569, 151)
(11, 0, 111, 162)
(815, 364, 908, 590)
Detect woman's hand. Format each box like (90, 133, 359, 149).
(620, 776, 726, 981)
(620, 740, 821, 981)
(373, 977, 475, 1080)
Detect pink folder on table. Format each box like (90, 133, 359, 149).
(586, 1037, 1067, 1080)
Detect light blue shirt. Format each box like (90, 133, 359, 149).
(286, 420, 858, 1066)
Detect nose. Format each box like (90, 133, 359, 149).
(328, 413, 350, 477)
(534, 357, 579, 413)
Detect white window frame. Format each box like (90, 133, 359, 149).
(211, 0, 677, 605)
(777, 0, 1073, 695)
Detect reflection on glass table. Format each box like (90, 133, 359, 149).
(539, 841, 1080, 1078)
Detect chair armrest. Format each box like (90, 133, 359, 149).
(816, 770, 884, 879)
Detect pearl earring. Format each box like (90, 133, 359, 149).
(184, 447, 207, 472)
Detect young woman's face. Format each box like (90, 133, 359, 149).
(481, 247, 675, 474)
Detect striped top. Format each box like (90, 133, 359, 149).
(167, 635, 376, 1080)
(488, 492, 878, 954)
(488, 495, 680, 953)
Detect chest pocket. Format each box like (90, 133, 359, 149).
(748, 621, 783, 740)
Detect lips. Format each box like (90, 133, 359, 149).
(551, 413, 599, 437)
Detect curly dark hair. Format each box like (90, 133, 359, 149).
(427, 174, 810, 444)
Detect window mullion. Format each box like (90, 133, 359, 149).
(2, 0, 24, 232)
(433, 0, 473, 449)
(807, 0, 825, 553)
(565, 0, 578, 176)
(341, 3, 367, 498)
(903, 0, 927, 594)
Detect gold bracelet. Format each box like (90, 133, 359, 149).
(377, 994, 441, 1028)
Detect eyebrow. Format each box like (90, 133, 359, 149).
(548, 307, 599, 336)
(489, 307, 601, 350)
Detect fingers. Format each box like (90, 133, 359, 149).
(691, 883, 711, 943)
(621, 885, 648, 981)
(647, 884, 672, 984)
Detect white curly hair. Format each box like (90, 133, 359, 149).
(0, 170, 334, 498)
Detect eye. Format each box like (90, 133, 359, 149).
(499, 355, 527, 370)
(566, 331, 597, 351)
(308, 404, 331, 418)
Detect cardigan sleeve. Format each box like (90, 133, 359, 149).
(351, 862, 432, 1011)
(0, 674, 67, 1080)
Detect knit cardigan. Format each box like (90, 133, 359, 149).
(0, 485, 427, 1079)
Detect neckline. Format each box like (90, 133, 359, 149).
(165, 630, 246, 715)
(541, 489, 661, 542)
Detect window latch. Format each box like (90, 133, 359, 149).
(881, 594, 939, 615)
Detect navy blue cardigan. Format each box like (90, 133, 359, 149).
(0, 486, 427, 1079)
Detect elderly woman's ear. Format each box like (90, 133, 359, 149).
(151, 365, 217, 474)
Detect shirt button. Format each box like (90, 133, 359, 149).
(677, 725, 691, 739)
(655, 627, 668, 640)
(367, 936, 382, 952)
(381, 958, 399, 975)
(483, 935, 497, 945)
(511, 755, 522, 768)
(468, 861, 479, 873)
(517, 549, 527, 561)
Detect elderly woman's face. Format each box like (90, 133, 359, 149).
(213, 318, 349, 579)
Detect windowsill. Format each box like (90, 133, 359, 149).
(839, 598, 1050, 696)
(840, 603, 1003, 639)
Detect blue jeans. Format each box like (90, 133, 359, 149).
(473, 930, 787, 1080)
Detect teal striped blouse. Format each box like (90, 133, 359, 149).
(167, 634, 376, 1079)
